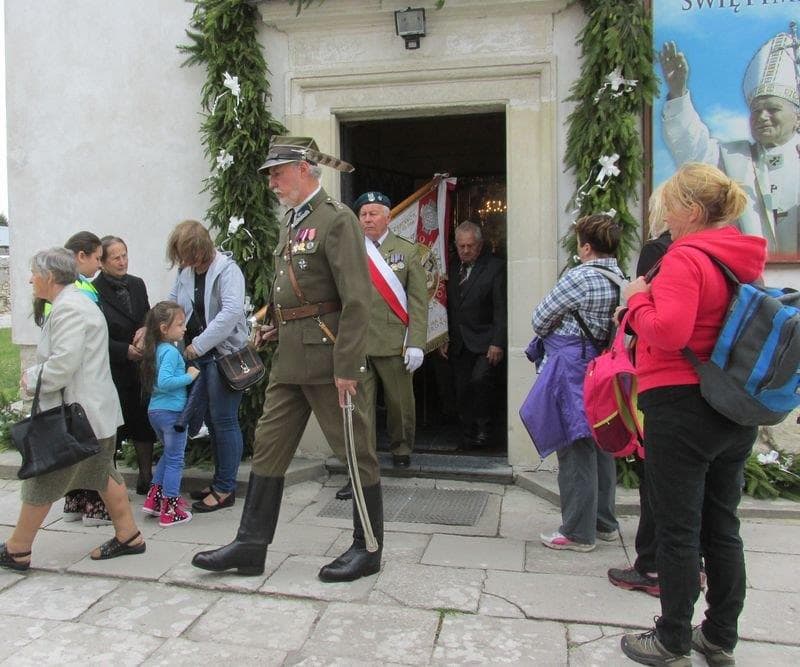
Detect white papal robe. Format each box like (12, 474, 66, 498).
(662, 93, 800, 256)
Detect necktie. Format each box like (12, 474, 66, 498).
(459, 263, 470, 285)
(373, 240, 380, 248)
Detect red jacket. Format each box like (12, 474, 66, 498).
(628, 226, 766, 393)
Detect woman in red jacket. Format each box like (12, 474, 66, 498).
(620, 163, 766, 667)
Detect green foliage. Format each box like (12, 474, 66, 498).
(0, 392, 24, 452)
(0, 329, 20, 400)
(179, 0, 286, 451)
(616, 457, 640, 489)
(743, 449, 800, 502)
(0, 213, 7, 227)
(562, 0, 658, 272)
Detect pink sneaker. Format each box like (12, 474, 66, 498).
(540, 531, 595, 552)
(159, 496, 192, 527)
(142, 484, 163, 516)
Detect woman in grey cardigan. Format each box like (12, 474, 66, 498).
(167, 221, 249, 512)
(0, 248, 145, 571)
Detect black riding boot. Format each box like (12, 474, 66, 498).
(191, 473, 284, 575)
(318, 482, 383, 582)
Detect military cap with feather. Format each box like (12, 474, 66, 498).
(257, 136, 355, 174)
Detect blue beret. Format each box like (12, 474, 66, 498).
(353, 191, 391, 213)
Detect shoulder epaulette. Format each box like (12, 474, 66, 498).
(325, 197, 345, 211)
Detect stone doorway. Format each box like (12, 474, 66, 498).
(340, 113, 508, 458)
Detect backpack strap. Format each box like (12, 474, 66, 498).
(571, 266, 627, 351)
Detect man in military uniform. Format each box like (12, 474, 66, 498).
(660, 35, 800, 256)
(192, 137, 384, 583)
(354, 191, 428, 469)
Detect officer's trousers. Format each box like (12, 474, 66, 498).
(363, 355, 416, 456)
(251, 379, 381, 487)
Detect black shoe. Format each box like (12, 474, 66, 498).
(191, 488, 235, 513)
(392, 455, 410, 469)
(191, 474, 284, 576)
(335, 480, 353, 500)
(319, 483, 383, 582)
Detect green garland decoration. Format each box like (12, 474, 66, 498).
(562, 0, 658, 271)
(179, 0, 286, 449)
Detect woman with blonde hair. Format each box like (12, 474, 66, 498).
(166, 220, 248, 512)
(620, 163, 766, 666)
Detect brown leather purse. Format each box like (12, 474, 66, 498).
(215, 344, 266, 391)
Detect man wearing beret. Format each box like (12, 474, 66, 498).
(192, 136, 384, 583)
(342, 192, 428, 485)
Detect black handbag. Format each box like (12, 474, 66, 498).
(11, 370, 101, 480)
(215, 344, 266, 391)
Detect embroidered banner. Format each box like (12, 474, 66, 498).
(390, 175, 456, 352)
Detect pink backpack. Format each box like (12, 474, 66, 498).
(583, 313, 644, 459)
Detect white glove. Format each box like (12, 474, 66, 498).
(404, 347, 424, 373)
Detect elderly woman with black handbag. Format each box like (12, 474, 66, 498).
(1, 248, 145, 571)
(166, 220, 249, 513)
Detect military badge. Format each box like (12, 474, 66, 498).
(297, 258, 308, 271)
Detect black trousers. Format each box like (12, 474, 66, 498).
(641, 385, 756, 654)
(450, 347, 498, 434)
(633, 457, 657, 575)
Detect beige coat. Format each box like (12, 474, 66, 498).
(24, 284, 124, 440)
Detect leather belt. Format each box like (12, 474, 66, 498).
(274, 300, 341, 324)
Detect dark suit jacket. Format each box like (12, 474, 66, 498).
(93, 272, 150, 389)
(446, 249, 506, 355)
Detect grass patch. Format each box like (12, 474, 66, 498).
(0, 328, 20, 400)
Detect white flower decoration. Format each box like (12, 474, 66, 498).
(228, 215, 245, 234)
(216, 148, 234, 173)
(223, 71, 241, 100)
(596, 154, 621, 184)
(593, 67, 638, 102)
(757, 450, 780, 465)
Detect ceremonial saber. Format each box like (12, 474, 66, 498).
(342, 393, 379, 553)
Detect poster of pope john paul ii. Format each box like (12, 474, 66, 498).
(654, 1, 800, 261)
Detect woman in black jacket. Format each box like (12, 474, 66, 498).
(94, 236, 156, 494)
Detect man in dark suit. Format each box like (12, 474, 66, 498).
(440, 221, 506, 448)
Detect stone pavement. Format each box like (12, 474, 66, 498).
(0, 470, 798, 666)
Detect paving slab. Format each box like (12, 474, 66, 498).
(19, 529, 104, 572)
(67, 536, 193, 581)
(525, 540, 630, 577)
(300, 601, 439, 665)
(422, 534, 525, 571)
(0, 614, 61, 662)
(79, 580, 221, 638)
(270, 522, 344, 556)
(484, 570, 668, 628)
(327, 530, 431, 564)
(567, 622, 606, 644)
(286, 656, 405, 667)
(477, 592, 527, 619)
(0, 572, 120, 620)
(2, 620, 164, 666)
(260, 555, 377, 601)
(186, 592, 320, 651)
(372, 561, 484, 612)
(498, 485, 562, 541)
(0, 569, 25, 592)
(740, 520, 800, 554)
(738, 587, 800, 645)
(142, 637, 287, 666)
(144, 508, 244, 546)
(745, 551, 800, 592)
(160, 544, 286, 592)
(432, 615, 567, 665)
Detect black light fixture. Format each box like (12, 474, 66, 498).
(395, 7, 426, 50)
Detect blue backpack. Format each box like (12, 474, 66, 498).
(681, 247, 800, 426)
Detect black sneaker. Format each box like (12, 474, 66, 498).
(621, 630, 691, 666)
(692, 626, 736, 666)
(608, 566, 660, 597)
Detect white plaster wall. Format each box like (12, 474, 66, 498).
(6, 0, 209, 345)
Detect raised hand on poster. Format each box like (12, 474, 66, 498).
(659, 41, 689, 100)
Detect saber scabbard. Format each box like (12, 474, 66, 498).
(342, 393, 379, 553)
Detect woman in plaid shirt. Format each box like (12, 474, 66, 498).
(531, 214, 625, 552)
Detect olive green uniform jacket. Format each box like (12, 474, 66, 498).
(363, 230, 429, 457)
(252, 188, 380, 485)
